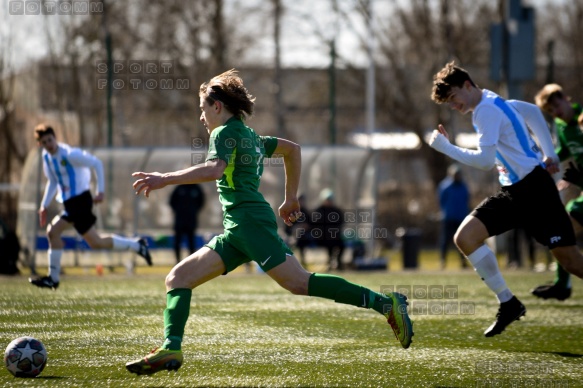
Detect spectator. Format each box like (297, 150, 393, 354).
(312, 189, 345, 271)
(437, 164, 470, 269)
(284, 194, 312, 267)
(169, 184, 206, 263)
(0, 217, 20, 275)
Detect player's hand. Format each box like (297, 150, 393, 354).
(279, 198, 303, 227)
(429, 124, 450, 146)
(132, 171, 166, 198)
(38, 208, 47, 228)
(543, 156, 560, 175)
(562, 161, 583, 188)
(93, 192, 104, 204)
(437, 124, 449, 139)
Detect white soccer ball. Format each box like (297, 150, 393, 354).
(4, 336, 47, 377)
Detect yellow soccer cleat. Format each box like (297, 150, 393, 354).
(126, 347, 183, 375)
(384, 292, 413, 349)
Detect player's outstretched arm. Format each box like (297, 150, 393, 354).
(429, 123, 496, 170)
(272, 138, 302, 226)
(132, 159, 226, 198)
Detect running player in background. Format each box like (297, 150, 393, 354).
(429, 62, 583, 338)
(532, 84, 583, 301)
(29, 124, 152, 290)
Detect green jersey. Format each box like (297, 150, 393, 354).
(206, 117, 278, 212)
(555, 103, 583, 167)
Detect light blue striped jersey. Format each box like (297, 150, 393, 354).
(473, 89, 545, 186)
(41, 143, 104, 207)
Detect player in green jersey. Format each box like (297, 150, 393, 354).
(532, 83, 583, 301)
(125, 69, 413, 376)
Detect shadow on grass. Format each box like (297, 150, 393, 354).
(545, 351, 583, 358)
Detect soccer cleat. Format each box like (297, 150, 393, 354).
(29, 276, 59, 290)
(126, 348, 183, 375)
(137, 238, 153, 266)
(484, 296, 526, 337)
(384, 292, 413, 349)
(530, 283, 571, 301)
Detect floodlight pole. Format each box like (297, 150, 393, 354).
(328, 39, 337, 146)
(490, 0, 535, 263)
(365, 0, 378, 260)
(102, 0, 113, 147)
(102, 0, 115, 246)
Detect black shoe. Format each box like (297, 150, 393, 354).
(137, 239, 152, 266)
(531, 284, 571, 301)
(484, 296, 526, 337)
(29, 276, 59, 290)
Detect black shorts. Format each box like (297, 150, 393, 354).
(60, 190, 97, 235)
(472, 166, 575, 249)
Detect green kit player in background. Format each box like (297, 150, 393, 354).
(533, 84, 583, 301)
(126, 69, 413, 375)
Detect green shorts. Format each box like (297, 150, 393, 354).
(205, 208, 293, 273)
(566, 195, 583, 226)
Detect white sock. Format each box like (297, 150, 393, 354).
(467, 245, 513, 303)
(47, 249, 63, 282)
(112, 235, 140, 251)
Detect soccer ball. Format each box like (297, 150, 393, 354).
(4, 336, 47, 377)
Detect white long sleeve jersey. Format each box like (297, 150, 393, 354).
(41, 143, 105, 208)
(474, 90, 556, 186)
(432, 89, 557, 186)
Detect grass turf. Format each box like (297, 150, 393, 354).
(1, 265, 582, 387)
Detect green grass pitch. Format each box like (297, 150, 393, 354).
(1, 266, 581, 387)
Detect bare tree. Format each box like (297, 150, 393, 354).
(0, 12, 28, 229)
(349, 0, 497, 186)
(534, 1, 583, 99)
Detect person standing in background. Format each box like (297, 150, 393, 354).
(312, 189, 345, 271)
(437, 164, 470, 269)
(169, 184, 206, 263)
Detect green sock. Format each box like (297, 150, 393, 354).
(162, 288, 192, 351)
(307, 273, 391, 316)
(554, 262, 571, 289)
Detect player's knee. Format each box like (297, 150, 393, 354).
(165, 269, 185, 289)
(453, 230, 465, 251)
(46, 226, 60, 241)
(165, 273, 176, 289)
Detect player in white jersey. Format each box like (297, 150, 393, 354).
(29, 124, 152, 290)
(429, 62, 583, 337)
